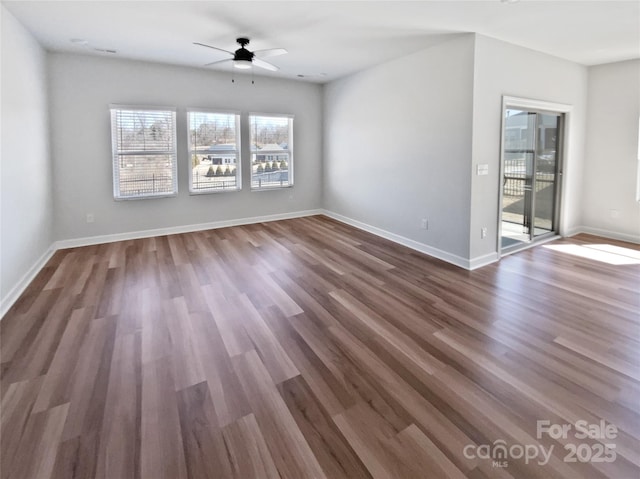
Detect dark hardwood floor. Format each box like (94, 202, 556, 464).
(1, 215, 639, 478)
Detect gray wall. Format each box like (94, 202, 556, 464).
(583, 59, 640, 241)
(1, 6, 53, 310)
(323, 35, 476, 260)
(48, 54, 323, 241)
(470, 34, 589, 259)
(323, 33, 593, 264)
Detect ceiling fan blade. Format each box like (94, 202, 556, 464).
(253, 58, 279, 71)
(204, 58, 234, 67)
(193, 42, 234, 56)
(253, 48, 288, 58)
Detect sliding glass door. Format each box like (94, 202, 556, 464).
(532, 112, 559, 237)
(501, 109, 562, 250)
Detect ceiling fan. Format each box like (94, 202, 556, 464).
(194, 37, 287, 71)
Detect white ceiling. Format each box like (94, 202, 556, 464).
(3, 0, 639, 83)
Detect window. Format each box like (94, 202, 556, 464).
(188, 111, 241, 193)
(110, 106, 177, 200)
(250, 114, 293, 189)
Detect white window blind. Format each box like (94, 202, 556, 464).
(250, 114, 293, 190)
(188, 111, 241, 193)
(110, 106, 177, 200)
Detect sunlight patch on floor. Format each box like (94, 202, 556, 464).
(543, 243, 640, 265)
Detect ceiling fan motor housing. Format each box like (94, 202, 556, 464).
(235, 37, 254, 61)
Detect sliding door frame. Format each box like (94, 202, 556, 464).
(498, 96, 573, 256)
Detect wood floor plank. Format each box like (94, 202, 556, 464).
(235, 294, 300, 384)
(397, 424, 468, 479)
(32, 307, 93, 413)
(176, 380, 234, 479)
(0, 217, 638, 479)
(328, 322, 479, 473)
(50, 432, 101, 479)
(255, 270, 304, 318)
(0, 376, 45, 478)
(329, 288, 446, 375)
(60, 315, 117, 441)
(187, 309, 252, 428)
(278, 375, 372, 479)
(332, 411, 394, 479)
(554, 335, 640, 382)
(0, 288, 61, 367)
(2, 290, 76, 385)
(163, 297, 207, 391)
(201, 285, 253, 357)
(7, 402, 69, 479)
(222, 413, 280, 479)
(94, 331, 141, 479)
(260, 305, 356, 416)
(232, 349, 327, 479)
(140, 356, 188, 479)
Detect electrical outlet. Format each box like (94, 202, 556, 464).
(481, 227, 487, 239)
(610, 209, 620, 219)
(86, 213, 95, 223)
(476, 164, 489, 176)
(421, 218, 429, 230)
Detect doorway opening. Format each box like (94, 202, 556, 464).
(500, 99, 567, 254)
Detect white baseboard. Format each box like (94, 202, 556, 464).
(6, 213, 633, 319)
(55, 209, 323, 249)
(1, 245, 56, 319)
(321, 210, 496, 270)
(563, 226, 583, 238)
(567, 226, 640, 244)
(468, 252, 500, 270)
(1, 209, 322, 319)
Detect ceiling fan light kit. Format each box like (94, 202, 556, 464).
(233, 59, 253, 70)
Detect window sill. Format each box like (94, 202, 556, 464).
(114, 193, 177, 201)
(189, 188, 242, 196)
(250, 185, 294, 192)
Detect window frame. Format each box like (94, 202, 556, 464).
(187, 108, 242, 195)
(110, 104, 178, 200)
(249, 112, 294, 191)
(636, 116, 640, 203)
